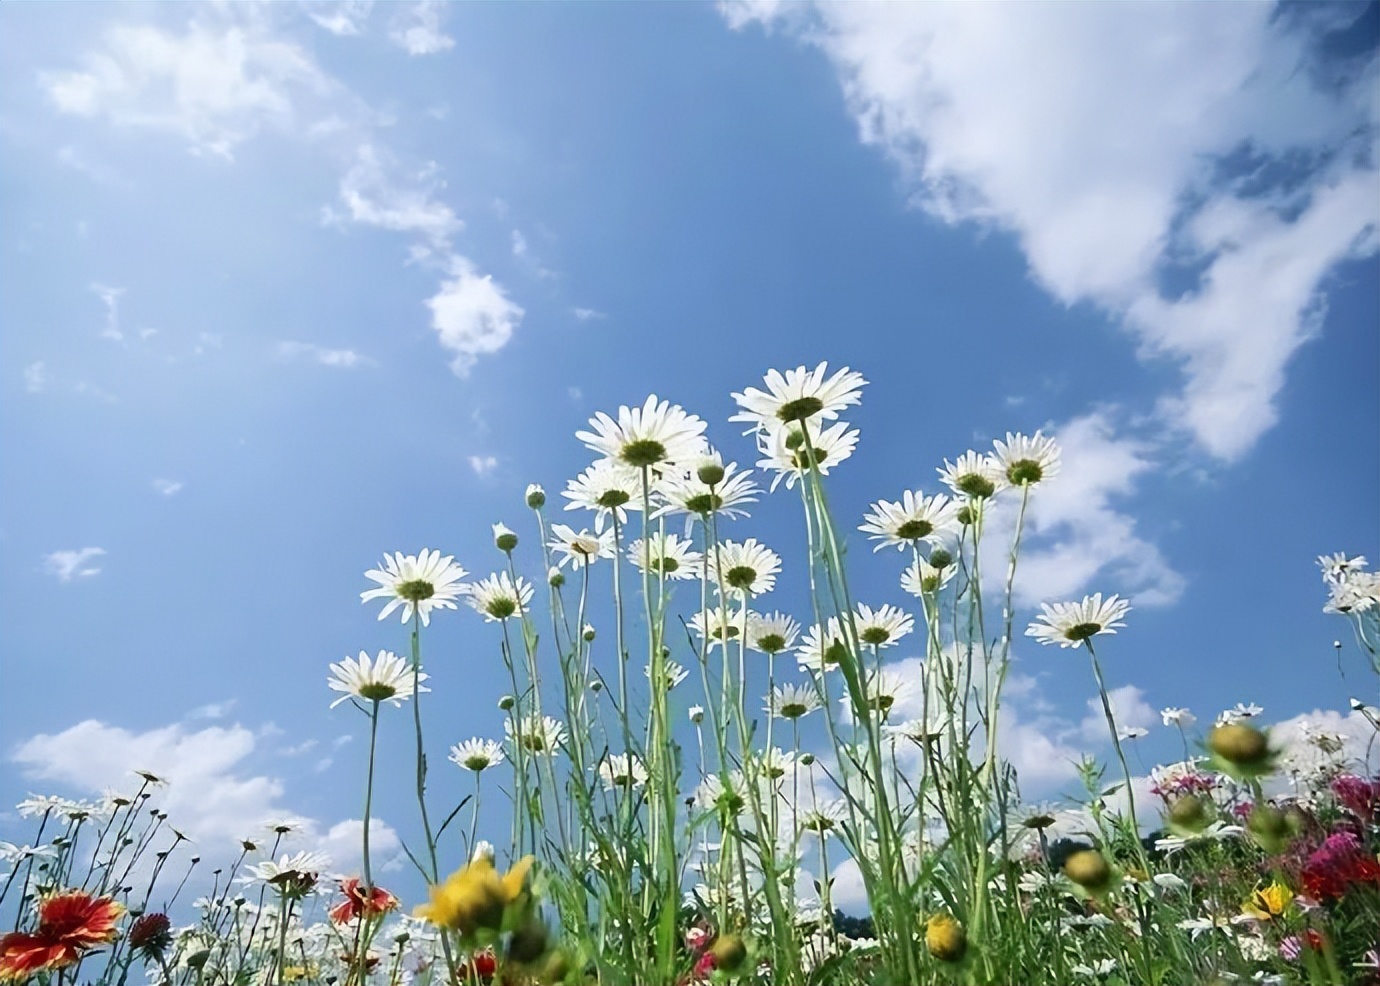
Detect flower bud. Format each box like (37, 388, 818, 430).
(498, 695, 516, 711)
(925, 913, 966, 963)
(492, 523, 518, 553)
(1062, 849, 1114, 894)
(583, 624, 596, 642)
(525, 484, 546, 509)
(688, 705, 705, 725)
(709, 934, 747, 972)
(1167, 795, 1210, 834)
(548, 566, 565, 588)
(1209, 723, 1275, 778)
(1246, 805, 1293, 854)
(696, 461, 725, 486)
(928, 548, 953, 569)
(798, 752, 815, 766)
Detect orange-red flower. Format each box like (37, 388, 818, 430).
(0, 891, 125, 981)
(329, 878, 400, 924)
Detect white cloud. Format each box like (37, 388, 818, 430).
(726, 3, 1379, 460)
(276, 340, 372, 368)
(194, 332, 224, 356)
(510, 229, 528, 257)
(572, 307, 606, 322)
(1008, 412, 1185, 608)
(1077, 684, 1157, 745)
(91, 283, 124, 341)
(56, 145, 124, 186)
(152, 478, 184, 496)
(186, 700, 236, 720)
(389, 1, 455, 56)
(42, 547, 106, 583)
(43, 18, 332, 159)
(468, 455, 498, 477)
(327, 144, 462, 248)
(24, 362, 47, 394)
(10, 719, 401, 872)
(427, 257, 525, 375)
(308, 1, 373, 37)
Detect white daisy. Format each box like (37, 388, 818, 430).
(765, 682, 822, 720)
(653, 455, 759, 522)
(747, 611, 800, 654)
(1214, 702, 1264, 726)
(1324, 569, 1380, 614)
(505, 714, 567, 755)
(937, 450, 1006, 499)
(361, 549, 468, 626)
(1118, 726, 1149, 741)
(597, 753, 648, 790)
(1318, 552, 1368, 584)
(547, 523, 616, 569)
(853, 603, 913, 647)
(992, 432, 1061, 487)
(449, 738, 505, 773)
(627, 533, 702, 580)
(747, 747, 795, 781)
(856, 668, 918, 717)
(882, 713, 948, 745)
(464, 572, 534, 622)
(243, 851, 331, 890)
(707, 538, 781, 597)
(1025, 593, 1131, 649)
(859, 491, 959, 551)
(756, 419, 860, 490)
(575, 395, 708, 469)
(901, 557, 955, 597)
(796, 799, 848, 837)
(645, 658, 689, 690)
(1161, 707, 1195, 727)
(730, 362, 867, 431)
(796, 619, 849, 674)
(327, 651, 426, 709)
(694, 773, 747, 816)
(562, 459, 645, 531)
(689, 606, 751, 650)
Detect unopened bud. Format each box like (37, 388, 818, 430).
(525, 484, 546, 509)
(696, 462, 725, 486)
(1063, 849, 1114, 894)
(493, 522, 519, 552)
(498, 695, 516, 711)
(583, 624, 596, 642)
(928, 548, 953, 570)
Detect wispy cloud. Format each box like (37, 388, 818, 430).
(468, 455, 498, 477)
(24, 362, 47, 394)
(275, 340, 372, 368)
(427, 257, 525, 376)
(186, 700, 237, 721)
(91, 283, 124, 341)
(572, 307, 606, 322)
(388, 1, 455, 56)
(326, 144, 462, 249)
(725, 3, 1379, 460)
(308, 0, 373, 37)
(152, 478, 184, 496)
(511, 229, 528, 257)
(42, 547, 107, 583)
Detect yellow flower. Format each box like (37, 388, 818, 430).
(925, 913, 966, 963)
(1242, 880, 1292, 921)
(413, 856, 534, 936)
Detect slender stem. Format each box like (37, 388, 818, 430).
(362, 701, 380, 892)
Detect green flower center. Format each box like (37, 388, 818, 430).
(823, 640, 849, 666)
(1063, 622, 1102, 641)
(1007, 460, 1043, 485)
(464, 756, 491, 772)
(620, 439, 666, 467)
(486, 598, 517, 620)
(1022, 813, 1056, 830)
(776, 396, 824, 423)
(790, 447, 828, 470)
(757, 633, 785, 654)
(956, 506, 976, 526)
(596, 489, 630, 508)
(358, 683, 398, 702)
(921, 577, 940, 593)
(717, 791, 745, 814)
(397, 579, 435, 602)
(684, 492, 723, 514)
(710, 624, 741, 641)
(781, 702, 807, 719)
(860, 627, 891, 645)
(654, 557, 679, 574)
(894, 519, 933, 540)
(929, 548, 953, 569)
(726, 565, 758, 590)
(956, 474, 996, 498)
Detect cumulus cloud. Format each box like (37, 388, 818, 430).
(276, 340, 372, 368)
(1077, 684, 1158, 746)
(42, 17, 332, 159)
(11, 718, 401, 873)
(389, 1, 455, 56)
(724, 2, 1379, 459)
(42, 547, 106, 582)
(427, 257, 525, 376)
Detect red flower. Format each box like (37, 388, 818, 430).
(1301, 832, 1380, 900)
(328, 878, 399, 924)
(0, 891, 125, 982)
(456, 949, 497, 983)
(127, 913, 172, 955)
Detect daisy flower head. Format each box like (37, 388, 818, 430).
(245, 851, 331, 897)
(694, 773, 747, 816)
(645, 658, 690, 690)
(653, 456, 759, 523)
(464, 572, 534, 622)
(689, 606, 751, 650)
(361, 550, 468, 626)
(1161, 707, 1196, 728)
(757, 419, 860, 490)
(627, 533, 702, 580)
(707, 538, 782, 597)
(1318, 552, 1368, 584)
(797, 619, 850, 674)
(597, 753, 648, 791)
(901, 558, 955, 597)
(937, 451, 1006, 500)
(576, 395, 708, 470)
(992, 432, 1061, 488)
(796, 799, 848, 838)
(856, 668, 919, 718)
(766, 682, 822, 720)
(853, 603, 914, 647)
(449, 738, 505, 773)
(1026, 593, 1130, 648)
(328, 651, 426, 709)
(730, 362, 867, 432)
(859, 491, 959, 551)
(505, 714, 567, 756)
(747, 611, 800, 654)
(748, 747, 795, 781)
(547, 524, 616, 569)
(562, 459, 644, 531)
(1323, 566, 1380, 614)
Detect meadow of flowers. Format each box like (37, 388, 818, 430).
(2, 363, 1377, 986)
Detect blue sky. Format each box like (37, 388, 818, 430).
(1, 1, 1376, 906)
